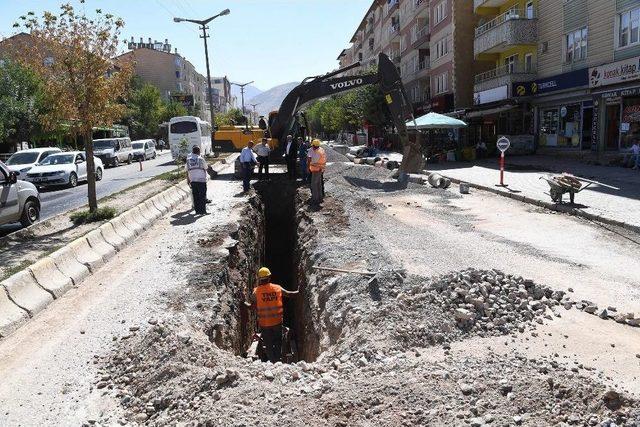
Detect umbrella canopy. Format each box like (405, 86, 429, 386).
(406, 112, 467, 130)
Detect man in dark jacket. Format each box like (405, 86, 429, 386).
(283, 135, 297, 180)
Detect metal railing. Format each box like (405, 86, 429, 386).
(415, 59, 429, 73)
(416, 26, 429, 40)
(414, 0, 427, 9)
(388, 23, 400, 35)
(475, 8, 536, 37)
(387, 0, 399, 15)
(474, 62, 536, 84)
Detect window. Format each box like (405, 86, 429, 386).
(504, 54, 518, 73)
(618, 6, 640, 48)
(433, 1, 447, 25)
(170, 121, 198, 134)
(565, 27, 587, 63)
(524, 53, 533, 72)
(435, 72, 448, 94)
(435, 37, 449, 59)
(526, 1, 534, 19)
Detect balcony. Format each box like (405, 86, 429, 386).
(474, 0, 510, 12)
(412, 26, 430, 48)
(388, 23, 400, 36)
(474, 61, 537, 93)
(386, 0, 399, 16)
(414, 0, 428, 12)
(474, 9, 537, 56)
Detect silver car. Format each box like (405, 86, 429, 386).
(0, 161, 41, 227)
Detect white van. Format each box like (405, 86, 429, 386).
(132, 139, 157, 161)
(93, 137, 134, 167)
(168, 116, 212, 161)
(0, 161, 41, 227)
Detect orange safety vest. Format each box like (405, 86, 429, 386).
(308, 148, 326, 173)
(254, 283, 284, 328)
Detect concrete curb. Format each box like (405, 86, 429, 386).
(0, 181, 192, 339)
(436, 173, 640, 235)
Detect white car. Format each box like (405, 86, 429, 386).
(24, 151, 104, 188)
(132, 139, 157, 161)
(93, 137, 133, 167)
(5, 147, 63, 179)
(0, 161, 41, 227)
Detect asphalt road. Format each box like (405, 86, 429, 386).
(0, 151, 177, 235)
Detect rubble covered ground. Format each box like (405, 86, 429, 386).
(92, 154, 640, 427)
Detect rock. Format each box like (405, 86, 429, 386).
(459, 383, 475, 396)
(454, 308, 474, 322)
(584, 305, 598, 314)
(499, 380, 513, 396)
(469, 417, 484, 427)
(599, 309, 609, 319)
(129, 326, 140, 332)
(627, 318, 640, 327)
(134, 413, 148, 423)
(264, 370, 275, 380)
(603, 390, 622, 410)
(513, 415, 523, 425)
(215, 374, 227, 386)
(148, 318, 158, 325)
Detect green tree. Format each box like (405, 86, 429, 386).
(214, 108, 246, 127)
(160, 101, 188, 123)
(124, 83, 164, 139)
(0, 61, 46, 149)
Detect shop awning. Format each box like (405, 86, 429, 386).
(465, 104, 518, 118)
(406, 112, 468, 130)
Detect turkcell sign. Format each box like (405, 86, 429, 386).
(329, 78, 364, 91)
(512, 68, 588, 97)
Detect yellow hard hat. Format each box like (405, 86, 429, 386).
(258, 267, 271, 278)
(312, 139, 321, 147)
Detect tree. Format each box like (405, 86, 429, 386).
(0, 61, 46, 149)
(124, 83, 164, 139)
(214, 108, 246, 128)
(17, 3, 132, 212)
(160, 101, 188, 123)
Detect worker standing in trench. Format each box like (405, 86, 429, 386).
(307, 139, 326, 205)
(245, 267, 299, 363)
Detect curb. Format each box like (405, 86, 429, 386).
(0, 182, 191, 339)
(436, 174, 640, 235)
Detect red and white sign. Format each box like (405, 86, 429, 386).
(589, 56, 640, 88)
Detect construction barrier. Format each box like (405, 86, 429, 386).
(150, 195, 169, 214)
(0, 287, 29, 337)
(85, 229, 117, 261)
(109, 216, 136, 241)
(28, 257, 73, 298)
(99, 222, 127, 251)
(67, 237, 105, 273)
(0, 269, 53, 316)
(120, 208, 145, 235)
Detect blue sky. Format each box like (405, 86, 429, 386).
(0, 0, 370, 90)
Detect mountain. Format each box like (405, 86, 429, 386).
(230, 84, 262, 103)
(246, 82, 299, 117)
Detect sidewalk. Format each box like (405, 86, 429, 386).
(427, 155, 640, 231)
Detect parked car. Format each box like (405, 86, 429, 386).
(93, 137, 133, 167)
(131, 139, 157, 161)
(0, 160, 41, 227)
(24, 151, 103, 188)
(5, 147, 63, 178)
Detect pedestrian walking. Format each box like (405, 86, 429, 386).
(255, 138, 271, 179)
(631, 139, 640, 170)
(298, 138, 310, 183)
(240, 140, 257, 192)
(283, 135, 297, 180)
(244, 267, 299, 363)
(307, 139, 326, 205)
(185, 146, 209, 215)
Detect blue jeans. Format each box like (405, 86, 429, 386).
(299, 157, 309, 182)
(241, 163, 253, 191)
(633, 153, 640, 168)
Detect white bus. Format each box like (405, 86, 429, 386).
(168, 116, 212, 160)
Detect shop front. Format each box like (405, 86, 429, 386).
(589, 56, 640, 151)
(513, 68, 592, 151)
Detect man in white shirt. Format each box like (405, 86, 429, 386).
(185, 146, 208, 215)
(239, 140, 257, 192)
(255, 138, 271, 179)
(631, 139, 640, 170)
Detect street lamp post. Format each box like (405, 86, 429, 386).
(174, 8, 230, 143)
(232, 81, 254, 130)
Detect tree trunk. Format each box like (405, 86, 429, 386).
(84, 131, 98, 212)
(398, 122, 424, 175)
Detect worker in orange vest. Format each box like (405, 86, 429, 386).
(245, 267, 299, 363)
(307, 139, 326, 205)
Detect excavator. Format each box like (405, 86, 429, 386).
(229, 53, 424, 175)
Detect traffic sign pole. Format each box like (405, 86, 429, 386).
(495, 136, 510, 187)
(499, 151, 506, 186)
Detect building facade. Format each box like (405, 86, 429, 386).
(211, 77, 236, 113)
(118, 37, 211, 122)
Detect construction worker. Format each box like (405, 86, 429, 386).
(239, 140, 257, 192)
(185, 145, 208, 215)
(245, 267, 299, 363)
(307, 139, 326, 205)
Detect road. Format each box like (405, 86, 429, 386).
(0, 152, 177, 236)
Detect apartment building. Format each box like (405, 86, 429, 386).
(471, 0, 640, 155)
(337, 0, 479, 119)
(118, 37, 210, 122)
(211, 77, 235, 113)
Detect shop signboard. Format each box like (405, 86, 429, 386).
(589, 56, 640, 88)
(171, 94, 194, 108)
(513, 68, 588, 97)
(591, 97, 600, 151)
(473, 85, 508, 105)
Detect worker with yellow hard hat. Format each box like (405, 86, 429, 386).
(307, 139, 327, 205)
(245, 267, 299, 362)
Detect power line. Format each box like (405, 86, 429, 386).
(154, 0, 199, 36)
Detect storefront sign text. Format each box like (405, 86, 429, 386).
(513, 68, 588, 97)
(589, 56, 640, 88)
(473, 85, 508, 105)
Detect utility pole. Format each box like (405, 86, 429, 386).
(232, 81, 254, 130)
(250, 103, 260, 125)
(173, 8, 230, 143)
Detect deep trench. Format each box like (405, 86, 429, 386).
(250, 177, 314, 362)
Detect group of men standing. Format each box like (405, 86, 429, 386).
(239, 135, 327, 204)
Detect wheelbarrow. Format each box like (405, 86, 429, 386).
(539, 173, 593, 204)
